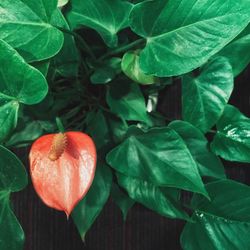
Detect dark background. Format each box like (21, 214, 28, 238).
(13, 67, 250, 250)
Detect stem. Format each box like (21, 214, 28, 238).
(56, 117, 65, 133)
(56, 26, 96, 60)
(99, 38, 146, 61)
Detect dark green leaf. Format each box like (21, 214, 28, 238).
(121, 51, 156, 85)
(0, 0, 64, 62)
(107, 126, 208, 197)
(111, 183, 135, 221)
(0, 146, 28, 250)
(182, 57, 234, 132)
(66, 0, 133, 47)
(211, 105, 250, 163)
(117, 173, 189, 220)
(169, 120, 225, 179)
(181, 180, 250, 250)
(72, 163, 112, 240)
(106, 81, 150, 123)
(129, 0, 250, 76)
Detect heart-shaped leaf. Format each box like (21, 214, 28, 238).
(66, 0, 133, 47)
(29, 132, 97, 216)
(0, 40, 48, 142)
(211, 105, 250, 163)
(72, 163, 112, 240)
(0, 0, 64, 62)
(181, 180, 250, 250)
(107, 126, 208, 197)
(182, 57, 234, 132)
(169, 120, 225, 179)
(0, 146, 28, 250)
(129, 0, 250, 76)
(117, 173, 190, 220)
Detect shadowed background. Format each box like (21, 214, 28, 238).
(13, 67, 250, 250)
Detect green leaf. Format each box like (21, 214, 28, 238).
(129, 0, 250, 76)
(91, 58, 121, 84)
(72, 163, 112, 240)
(51, 9, 80, 77)
(107, 126, 208, 197)
(169, 120, 225, 179)
(66, 0, 133, 47)
(106, 81, 150, 123)
(218, 25, 250, 76)
(117, 173, 190, 220)
(58, 0, 69, 7)
(111, 183, 135, 221)
(182, 57, 234, 132)
(211, 105, 250, 163)
(0, 0, 64, 62)
(0, 40, 48, 141)
(121, 51, 156, 85)
(181, 180, 250, 250)
(0, 146, 28, 250)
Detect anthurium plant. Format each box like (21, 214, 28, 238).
(1, 0, 250, 249)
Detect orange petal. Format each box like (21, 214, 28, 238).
(29, 131, 97, 216)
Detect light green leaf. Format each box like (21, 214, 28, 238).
(117, 173, 190, 220)
(106, 81, 150, 123)
(121, 51, 156, 85)
(0, 146, 28, 250)
(72, 163, 112, 240)
(111, 182, 135, 221)
(58, 0, 69, 7)
(169, 120, 225, 179)
(129, 0, 250, 76)
(107, 126, 208, 197)
(66, 0, 133, 47)
(0, 40, 48, 141)
(0, 0, 64, 62)
(181, 180, 250, 250)
(182, 57, 234, 132)
(211, 105, 250, 163)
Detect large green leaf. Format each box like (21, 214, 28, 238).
(218, 25, 250, 76)
(169, 120, 225, 179)
(107, 126, 208, 196)
(129, 0, 250, 76)
(0, 0, 64, 62)
(182, 57, 234, 132)
(0, 146, 28, 250)
(117, 173, 189, 220)
(66, 0, 133, 47)
(181, 180, 250, 250)
(106, 81, 150, 123)
(72, 163, 112, 240)
(0, 40, 48, 141)
(211, 105, 250, 163)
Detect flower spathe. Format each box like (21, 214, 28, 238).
(29, 131, 97, 217)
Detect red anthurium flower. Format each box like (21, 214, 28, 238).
(29, 131, 97, 217)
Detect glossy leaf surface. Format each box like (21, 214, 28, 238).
(182, 57, 234, 132)
(129, 0, 250, 76)
(107, 126, 207, 196)
(181, 180, 250, 250)
(117, 173, 189, 220)
(29, 132, 97, 216)
(169, 121, 225, 179)
(211, 105, 250, 163)
(0, 0, 64, 62)
(66, 0, 133, 47)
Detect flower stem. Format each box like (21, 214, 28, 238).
(56, 117, 65, 133)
